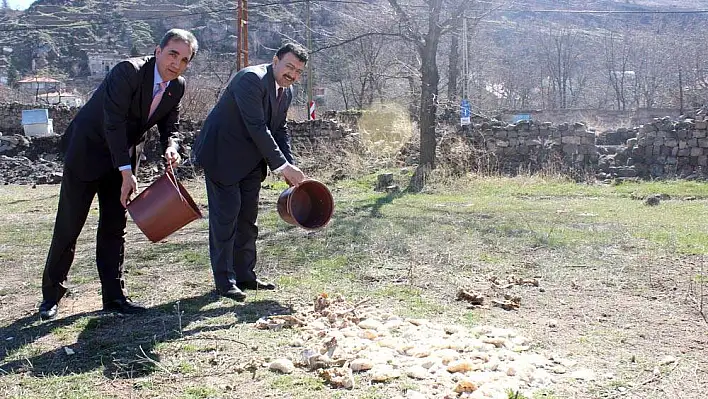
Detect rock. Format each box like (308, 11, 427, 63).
(358, 318, 384, 330)
(571, 368, 596, 381)
(454, 378, 478, 393)
(320, 367, 355, 389)
(447, 360, 482, 373)
(660, 355, 677, 365)
(550, 365, 567, 374)
(350, 358, 374, 372)
(644, 194, 661, 206)
(269, 358, 295, 374)
(407, 318, 428, 326)
(404, 390, 427, 399)
(406, 365, 430, 380)
(369, 364, 401, 381)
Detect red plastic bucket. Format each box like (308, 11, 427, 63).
(277, 179, 334, 230)
(127, 170, 202, 242)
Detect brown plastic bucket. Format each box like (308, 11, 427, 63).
(277, 179, 334, 230)
(127, 170, 202, 242)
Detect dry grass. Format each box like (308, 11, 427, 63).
(1, 172, 707, 398)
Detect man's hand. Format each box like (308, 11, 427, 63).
(120, 169, 138, 208)
(165, 147, 181, 169)
(281, 164, 306, 186)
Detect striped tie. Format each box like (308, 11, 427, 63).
(149, 81, 167, 119)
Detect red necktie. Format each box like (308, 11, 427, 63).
(276, 87, 283, 103)
(149, 81, 167, 119)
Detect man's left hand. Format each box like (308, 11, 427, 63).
(165, 147, 181, 169)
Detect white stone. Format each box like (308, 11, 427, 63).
(405, 390, 427, 399)
(369, 364, 401, 381)
(571, 368, 596, 381)
(358, 318, 385, 330)
(406, 365, 430, 379)
(269, 359, 295, 374)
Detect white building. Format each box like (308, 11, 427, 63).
(17, 76, 61, 94)
(87, 53, 125, 77)
(38, 91, 83, 107)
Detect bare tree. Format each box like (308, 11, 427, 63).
(540, 28, 583, 109)
(603, 32, 635, 111)
(387, 0, 485, 186)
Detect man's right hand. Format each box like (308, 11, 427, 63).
(281, 164, 306, 186)
(120, 169, 138, 208)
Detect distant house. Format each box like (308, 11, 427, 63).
(38, 91, 83, 107)
(87, 53, 125, 77)
(17, 76, 61, 94)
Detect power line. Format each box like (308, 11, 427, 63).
(504, 8, 708, 14)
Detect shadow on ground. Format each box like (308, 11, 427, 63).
(0, 291, 293, 379)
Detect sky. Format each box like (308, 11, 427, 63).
(6, 0, 33, 10)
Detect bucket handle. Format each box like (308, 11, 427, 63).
(165, 162, 187, 204)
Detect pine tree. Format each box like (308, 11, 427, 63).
(1, 0, 9, 10)
(130, 44, 140, 57)
(7, 65, 18, 87)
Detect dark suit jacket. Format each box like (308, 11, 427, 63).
(62, 56, 183, 180)
(193, 63, 293, 184)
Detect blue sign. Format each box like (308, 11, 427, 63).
(514, 114, 531, 123)
(460, 99, 471, 126)
(21, 109, 49, 125)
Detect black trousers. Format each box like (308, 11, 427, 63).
(41, 165, 128, 304)
(205, 165, 261, 291)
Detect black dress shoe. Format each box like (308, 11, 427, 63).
(236, 279, 276, 291)
(39, 300, 58, 319)
(218, 286, 247, 301)
(103, 298, 147, 314)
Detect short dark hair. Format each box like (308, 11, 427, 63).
(275, 42, 309, 63)
(159, 29, 199, 61)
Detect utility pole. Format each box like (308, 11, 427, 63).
(462, 17, 469, 100)
(679, 67, 684, 115)
(236, 0, 249, 71)
(306, 0, 314, 120)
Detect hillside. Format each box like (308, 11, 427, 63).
(1, 0, 706, 79)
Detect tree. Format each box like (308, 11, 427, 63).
(387, 0, 484, 188)
(1, 0, 8, 9)
(603, 32, 634, 111)
(6, 64, 18, 87)
(130, 44, 141, 57)
(540, 28, 583, 109)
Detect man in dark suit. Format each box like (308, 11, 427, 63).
(38, 29, 199, 319)
(193, 43, 308, 300)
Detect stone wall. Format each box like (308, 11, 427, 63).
(0, 103, 355, 140)
(626, 117, 708, 178)
(456, 120, 599, 176)
(460, 117, 708, 180)
(0, 103, 78, 136)
(4, 102, 708, 184)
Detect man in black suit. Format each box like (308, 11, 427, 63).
(38, 29, 199, 319)
(193, 43, 308, 300)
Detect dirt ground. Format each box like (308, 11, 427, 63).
(1, 178, 707, 398)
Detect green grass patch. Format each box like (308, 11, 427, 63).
(271, 374, 325, 392)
